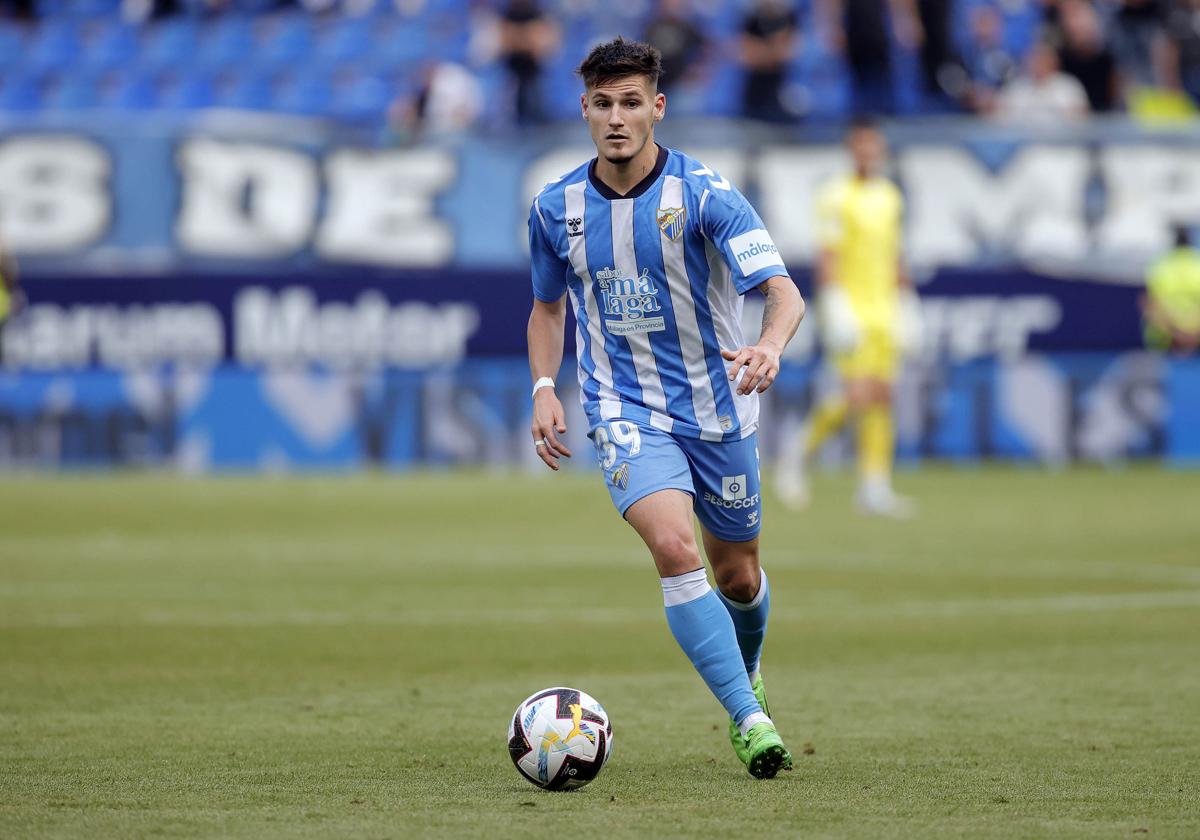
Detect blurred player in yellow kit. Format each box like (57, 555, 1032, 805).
(774, 117, 921, 517)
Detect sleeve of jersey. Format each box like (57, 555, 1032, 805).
(529, 200, 569, 303)
(703, 190, 789, 295)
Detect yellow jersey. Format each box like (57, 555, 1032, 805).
(1147, 246, 1200, 333)
(816, 174, 903, 329)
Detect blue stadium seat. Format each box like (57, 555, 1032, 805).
(81, 22, 141, 73)
(217, 72, 274, 110)
(159, 71, 217, 110)
(141, 18, 201, 72)
(0, 26, 27, 74)
(195, 17, 256, 72)
(0, 74, 44, 112)
(273, 72, 331, 116)
(103, 72, 159, 110)
(317, 17, 372, 65)
(330, 72, 391, 122)
(27, 19, 83, 74)
(255, 15, 315, 71)
(42, 71, 101, 109)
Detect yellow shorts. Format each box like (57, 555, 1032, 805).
(833, 325, 899, 382)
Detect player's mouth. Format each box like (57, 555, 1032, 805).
(606, 135, 627, 142)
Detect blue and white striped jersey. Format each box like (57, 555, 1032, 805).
(529, 145, 789, 442)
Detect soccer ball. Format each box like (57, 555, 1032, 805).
(507, 686, 613, 791)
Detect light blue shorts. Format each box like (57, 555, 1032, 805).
(589, 418, 761, 543)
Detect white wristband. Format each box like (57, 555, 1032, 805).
(531, 376, 556, 399)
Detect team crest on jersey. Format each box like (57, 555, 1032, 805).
(594, 266, 665, 335)
(610, 463, 630, 490)
(657, 207, 685, 241)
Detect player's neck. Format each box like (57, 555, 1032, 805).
(594, 141, 661, 197)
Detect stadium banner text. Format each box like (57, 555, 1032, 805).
(1, 118, 1198, 276)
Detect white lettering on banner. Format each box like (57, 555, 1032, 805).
(316, 149, 455, 266)
(0, 303, 224, 369)
(901, 146, 1091, 265)
(234, 287, 480, 368)
(1096, 146, 1200, 256)
(920, 295, 1063, 361)
(176, 139, 318, 257)
(0, 135, 110, 251)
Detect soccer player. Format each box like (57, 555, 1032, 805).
(525, 38, 805, 779)
(773, 116, 919, 517)
(0, 229, 21, 332)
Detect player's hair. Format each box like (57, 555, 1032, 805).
(847, 114, 881, 134)
(577, 37, 662, 90)
(1174, 224, 1193, 248)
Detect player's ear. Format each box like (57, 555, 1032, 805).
(580, 92, 588, 119)
(654, 91, 665, 121)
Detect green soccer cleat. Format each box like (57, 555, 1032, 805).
(728, 673, 773, 766)
(744, 722, 793, 779)
(728, 675, 793, 777)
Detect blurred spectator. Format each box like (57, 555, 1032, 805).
(0, 230, 22, 347)
(1142, 225, 1200, 354)
(994, 40, 1090, 120)
(963, 4, 1019, 111)
(497, 0, 559, 125)
(1056, 0, 1119, 110)
(1162, 0, 1200, 104)
(389, 62, 483, 143)
(1111, 0, 1166, 87)
(917, 0, 966, 103)
(643, 0, 710, 94)
(822, 0, 923, 114)
(738, 0, 800, 123)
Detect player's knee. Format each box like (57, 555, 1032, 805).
(715, 564, 760, 603)
(647, 530, 702, 575)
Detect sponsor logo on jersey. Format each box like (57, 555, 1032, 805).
(610, 462, 630, 490)
(595, 266, 665, 334)
(567, 216, 583, 237)
(657, 206, 686, 241)
(728, 229, 785, 277)
(702, 490, 761, 510)
(722, 474, 747, 500)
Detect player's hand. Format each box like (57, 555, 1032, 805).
(721, 342, 782, 395)
(531, 390, 572, 471)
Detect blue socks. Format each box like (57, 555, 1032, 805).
(661, 569, 765, 730)
(717, 568, 770, 678)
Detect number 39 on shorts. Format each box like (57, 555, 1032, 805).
(593, 421, 642, 469)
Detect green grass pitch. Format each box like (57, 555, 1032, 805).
(2, 468, 1198, 839)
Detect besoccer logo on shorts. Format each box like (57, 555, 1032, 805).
(722, 475, 747, 501)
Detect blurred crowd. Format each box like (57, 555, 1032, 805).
(2, 0, 1200, 132)
(391, 0, 1200, 136)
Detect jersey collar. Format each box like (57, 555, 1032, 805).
(588, 144, 668, 201)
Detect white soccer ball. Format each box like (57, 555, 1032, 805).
(507, 686, 613, 791)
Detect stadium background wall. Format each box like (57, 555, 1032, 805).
(1, 118, 1197, 469)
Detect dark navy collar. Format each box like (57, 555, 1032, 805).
(588, 144, 668, 201)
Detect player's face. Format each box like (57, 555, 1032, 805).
(581, 75, 665, 165)
(848, 127, 887, 176)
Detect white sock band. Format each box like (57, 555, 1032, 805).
(738, 711, 771, 738)
(661, 568, 711, 607)
(722, 569, 768, 611)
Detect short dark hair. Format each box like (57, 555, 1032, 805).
(577, 37, 662, 90)
(847, 114, 880, 134)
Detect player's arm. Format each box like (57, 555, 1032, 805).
(722, 275, 805, 395)
(526, 198, 573, 471)
(528, 296, 572, 470)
